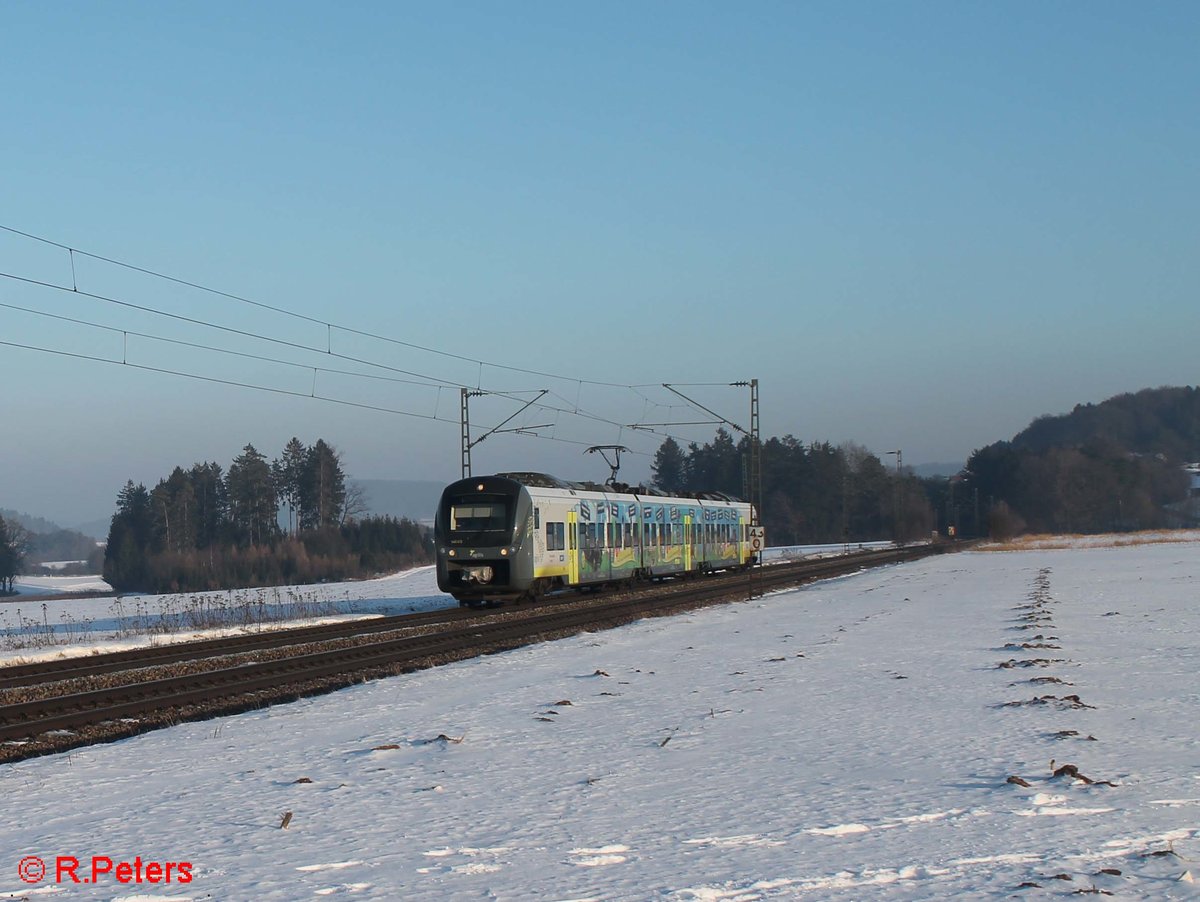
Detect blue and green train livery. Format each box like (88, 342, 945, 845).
(435, 472, 762, 605)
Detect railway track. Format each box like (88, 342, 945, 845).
(0, 605, 480, 690)
(0, 542, 961, 762)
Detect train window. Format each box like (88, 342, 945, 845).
(450, 497, 509, 532)
(534, 508, 540, 529)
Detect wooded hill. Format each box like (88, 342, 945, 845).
(961, 386, 1197, 536)
(1012, 386, 1200, 459)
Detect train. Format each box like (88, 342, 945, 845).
(435, 472, 763, 606)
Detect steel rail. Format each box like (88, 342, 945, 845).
(0, 606, 478, 690)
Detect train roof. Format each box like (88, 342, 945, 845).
(493, 472, 582, 490)
(491, 472, 744, 503)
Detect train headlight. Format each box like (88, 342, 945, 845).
(448, 549, 456, 557)
(500, 547, 508, 556)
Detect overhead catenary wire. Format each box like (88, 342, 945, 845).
(0, 223, 749, 458)
(0, 289, 686, 443)
(0, 299, 447, 390)
(0, 333, 641, 461)
(0, 267, 702, 441)
(0, 223, 661, 390)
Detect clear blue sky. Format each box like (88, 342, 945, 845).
(2, 1, 1197, 526)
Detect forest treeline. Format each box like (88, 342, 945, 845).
(103, 438, 433, 593)
(6, 387, 1196, 597)
(650, 431, 934, 545)
(652, 386, 1197, 544)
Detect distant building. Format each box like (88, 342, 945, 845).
(1165, 463, 1200, 527)
(1186, 463, 1200, 498)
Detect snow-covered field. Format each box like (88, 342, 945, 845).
(2, 540, 1199, 900)
(7, 575, 112, 596)
(0, 568, 449, 663)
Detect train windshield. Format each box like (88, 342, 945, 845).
(449, 495, 510, 533)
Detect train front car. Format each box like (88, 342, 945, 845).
(435, 475, 534, 605)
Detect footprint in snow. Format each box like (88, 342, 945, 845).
(683, 834, 786, 848)
(416, 846, 511, 875)
(568, 844, 630, 866)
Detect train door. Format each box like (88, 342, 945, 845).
(600, 508, 613, 582)
(532, 505, 544, 569)
(684, 514, 693, 571)
(567, 510, 579, 585)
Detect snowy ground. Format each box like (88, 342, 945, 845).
(0, 567, 447, 664)
(7, 575, 112, 596)
(2, 540, 1199, 900)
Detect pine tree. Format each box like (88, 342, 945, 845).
(274, 437, 307, 535)
(151, 467, 197, 553)
(189, 461, 227, 548)
(651, 437, 688, 493)
(104, 481, 154, 590)
(226, 444, 278, 546)
(299, 440, 347, 531)
(0, 516, 18, 593)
